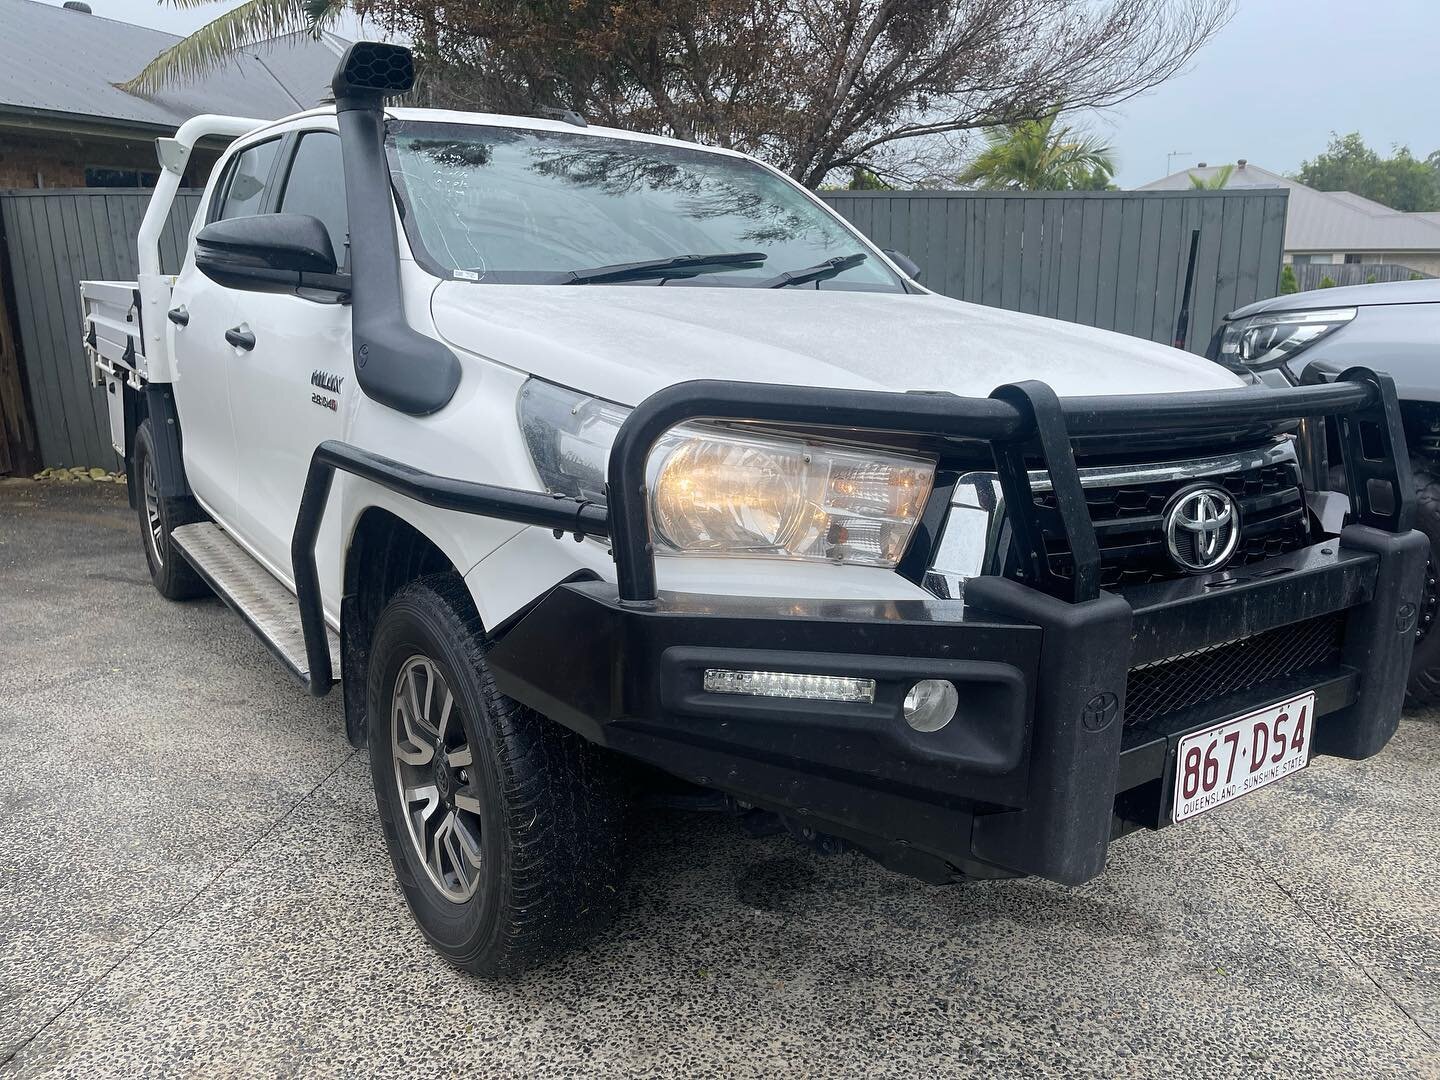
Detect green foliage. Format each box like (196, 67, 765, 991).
(1295, 132, 1440, 212)
(847, 167, 891, 191)
(1188, 164, 1234, 190)
(1412, 272, 1426, 281)
(123, 0, 1231, 189)
(1319, 275, 1337, 289)
(1279, 264, 1298, 294)
(1076, 165, 1118, 191)
(121, 0, 346, 95)
(957, 112, 1116, 191)
(1365, 272, 1378, 284)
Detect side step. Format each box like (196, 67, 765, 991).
(171, 522, 341, 686)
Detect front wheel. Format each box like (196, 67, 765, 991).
(367, 575, 624, 975)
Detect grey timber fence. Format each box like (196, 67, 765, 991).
(0, 186, 1285, 470)
(0, 188, 201, 470)
(820, 189, 1288, 355)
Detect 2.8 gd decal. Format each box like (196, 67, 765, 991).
(310, 370, 344, 412)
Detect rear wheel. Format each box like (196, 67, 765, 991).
(367, 575, 623, 975)
(133, 419, 208, 601)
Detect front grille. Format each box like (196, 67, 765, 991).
(1033, 458, 1309, 588)
(1124, 613, 1346, 727)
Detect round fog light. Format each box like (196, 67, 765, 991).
(903, 679, 959, 732)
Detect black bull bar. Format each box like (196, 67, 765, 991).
(286, 368, 1426, 883)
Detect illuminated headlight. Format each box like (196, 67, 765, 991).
(1216, 307, 1356, 370)
(519, 378, 936, 568)
(648, 427, 933, 567)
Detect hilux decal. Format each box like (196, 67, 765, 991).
(311, 370, 343, 412)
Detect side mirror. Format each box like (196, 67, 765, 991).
(194, 213, 346, 296)
(883, 248, 922, 280)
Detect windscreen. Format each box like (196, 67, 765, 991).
(385, 120, 902, 291)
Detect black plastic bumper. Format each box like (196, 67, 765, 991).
(488, 524, 1426, 886)
(288, 367, 1423, 883)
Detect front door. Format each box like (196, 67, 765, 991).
(226, 129, 353, 578)
(168, 135, 284, 525)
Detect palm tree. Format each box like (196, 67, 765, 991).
(1188, 164, 1234, 189)
(957, 112, 1115, 191)
(121, 0, 348, 96)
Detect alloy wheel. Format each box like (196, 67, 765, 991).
(391, 655, 484, 903)
(143, 453, 164, 567)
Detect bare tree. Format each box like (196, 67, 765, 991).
(129, 0, 1231, 188)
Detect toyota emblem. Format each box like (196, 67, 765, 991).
(1163, 485, 1240, 573)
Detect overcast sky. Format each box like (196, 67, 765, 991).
(1089, 0, 1440, 186)
(48, 0, 1440, 189)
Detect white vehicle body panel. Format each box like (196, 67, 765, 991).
(168, 266, 241, 522)
(429, 282, 1241, 406)
(90, 104, 1244, 632)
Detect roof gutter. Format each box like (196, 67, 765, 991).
(0, 103, 178, 141)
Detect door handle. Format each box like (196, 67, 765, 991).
(224, 326, 256, 351)
(167, 305, 189, 326)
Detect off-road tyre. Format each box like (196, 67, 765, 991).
(133, 419, 209, 601)
(367, 574, 624, 976)
(1403, 456, 1440, 707)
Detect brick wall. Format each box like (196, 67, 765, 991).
(0, 129, 219, 189)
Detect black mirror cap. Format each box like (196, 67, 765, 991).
(197, 213, 337, 274)
(195, 213, 345, 295)
(883, 248, 922, 280)
(331, 41, 414, 106)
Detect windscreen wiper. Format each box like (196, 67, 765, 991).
(563, 252, 767, 285)
(762, 252, 868, 289)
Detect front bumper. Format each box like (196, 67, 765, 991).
(489, 524, 1426, 886)
(290, 368, 1420, 883)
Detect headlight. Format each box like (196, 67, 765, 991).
(1216, 307, 1356, 370)
(648, 427, 934, 566)
(518, 379, 936, 568)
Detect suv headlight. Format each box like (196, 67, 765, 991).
(518, 379, 936, 568)
(1216, 307, 1356, 370)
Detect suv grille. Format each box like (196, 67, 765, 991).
(1125, 613, 1345, 727)
(1033, 459, 1309, 588)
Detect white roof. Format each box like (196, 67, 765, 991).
(1138, 161, 1440, 254)
(384, 107, 752, 157)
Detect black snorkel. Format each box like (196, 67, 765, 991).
(330, 41, 461, 416)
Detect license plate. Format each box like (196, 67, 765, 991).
(1172, 691, 1315, 823)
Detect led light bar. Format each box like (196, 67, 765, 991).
(702, 668, 876, 703)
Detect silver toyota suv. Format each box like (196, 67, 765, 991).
(1212, 279, 1440, 703)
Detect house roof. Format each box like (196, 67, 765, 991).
(1138, 161, 1440, 254)
(0, 0, 347, 135)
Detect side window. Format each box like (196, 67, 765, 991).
(278, 132, 349, 268)
(215, 139, 281, 221)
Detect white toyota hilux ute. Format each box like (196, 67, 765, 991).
(82, 43, 1426, 975)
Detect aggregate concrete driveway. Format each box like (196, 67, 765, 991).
(1, 481, 1438, 1078)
